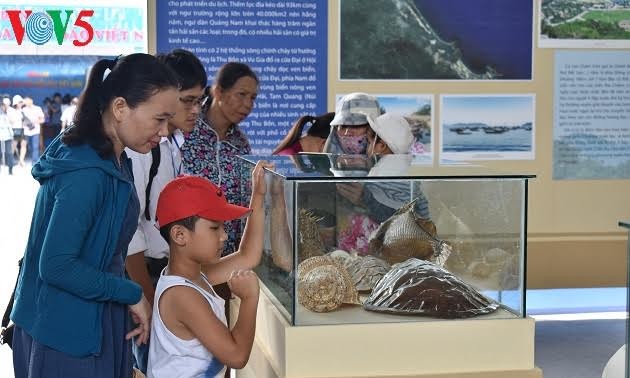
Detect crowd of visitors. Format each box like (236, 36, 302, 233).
(0, 92, 78, 175)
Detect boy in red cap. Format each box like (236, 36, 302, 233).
(147, 161, 270, 378)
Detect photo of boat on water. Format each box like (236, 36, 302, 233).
(440, 95, 535, 161)
(339, 0, 533, 80)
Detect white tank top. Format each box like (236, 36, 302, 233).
(147, 270, 227, 378)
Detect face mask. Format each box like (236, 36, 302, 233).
(338, 134, 368, 154)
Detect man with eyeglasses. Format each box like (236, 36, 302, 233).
(124, 48, 207, 375)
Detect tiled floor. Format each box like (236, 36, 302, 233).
(527, 287, 627, 378)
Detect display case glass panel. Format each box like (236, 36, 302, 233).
(241, 154, 534, 326)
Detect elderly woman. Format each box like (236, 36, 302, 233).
(181, 62, 258, 256)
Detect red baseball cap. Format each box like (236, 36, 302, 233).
(156, 175, 252, 228)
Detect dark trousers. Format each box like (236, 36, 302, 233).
(1, 139, 14, 174)
(26, 134, 40, 163)
(131, 257, 168, 374)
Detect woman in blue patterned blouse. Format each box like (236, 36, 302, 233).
(182, 62, 258, 256)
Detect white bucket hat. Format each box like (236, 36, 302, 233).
(12, 95, 23, 106)
(330, 93, 381, 126)
(367, 113, 413, 154)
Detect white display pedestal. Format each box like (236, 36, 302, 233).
(231, 287, 542, 378)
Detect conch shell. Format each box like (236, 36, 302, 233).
(343, 254, 391, 293)
(369, 197, 451, 266)
(297, 255, 360, 312)
(298, 209, 326, 261)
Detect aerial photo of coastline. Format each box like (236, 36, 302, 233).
(340, 0, 533, 80)
(540, 0, 630, 47)
(440, 95, 535, 160)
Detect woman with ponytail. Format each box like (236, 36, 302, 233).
(272, 112, 334, 155)
(10, 54, 180, 378)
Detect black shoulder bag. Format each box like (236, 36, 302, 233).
(144, 145, 161, 221)
(1, 258, 23, 349)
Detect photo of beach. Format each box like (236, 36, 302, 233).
(440, 95, 535, 161)
(339, 0, 533, 80)
(539, 0, 630, 48)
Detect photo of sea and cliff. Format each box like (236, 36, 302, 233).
(339, 0, 533, 80)
(540, 0, 630, 48)
(376, 95, 433, 158)
(440, 95, 535, 161)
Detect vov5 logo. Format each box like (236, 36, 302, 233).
(5, 9, 94, 46)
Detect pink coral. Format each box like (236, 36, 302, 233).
(338, 214, 379, 255)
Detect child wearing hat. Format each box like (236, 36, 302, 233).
(323, 92, 381, 154)
(147, 161, 270, 378)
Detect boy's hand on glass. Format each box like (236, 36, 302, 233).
(270, 174, 285, 198)
(126, 294, 152, 345)
(251, 160, 274, 196)
(227, 269, 260, 300)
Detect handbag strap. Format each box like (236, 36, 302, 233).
(2, 258, 23, 329)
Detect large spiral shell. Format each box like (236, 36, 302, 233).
(298, 265, 347, 312)
(297, 255, 360, 312)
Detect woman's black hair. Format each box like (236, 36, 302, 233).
(272, 112, 334, 155)
(215, 61, 258, 90)
(156, 48, 207, 91)
(63, 53, 179, 158)
(202, 62, 258, 112)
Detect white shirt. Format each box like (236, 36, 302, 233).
(0, 108, 13, 142)
(147, 271, 227, 378)
(602, 344, 625, 378)
(7, 107, 21, 128)
(60, 104, 77, 127)
(21, 104, 44, 136)
(127, 130, 185, 258)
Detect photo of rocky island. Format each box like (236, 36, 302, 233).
(540, 0, 630, 47)
(339, 0, 533, 80)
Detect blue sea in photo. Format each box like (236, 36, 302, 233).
(413, 0, 533, 79)
(443, 128, 532, 152)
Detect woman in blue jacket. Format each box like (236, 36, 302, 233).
(10, 54, 180, 378)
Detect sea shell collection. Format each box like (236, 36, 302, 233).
(291, 196, 508, 319)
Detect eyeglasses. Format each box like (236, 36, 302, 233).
(179, 96, 205, 108)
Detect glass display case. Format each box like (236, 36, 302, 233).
(240, 153, 534, 327)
